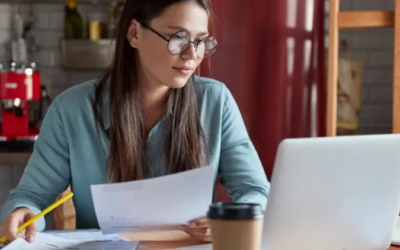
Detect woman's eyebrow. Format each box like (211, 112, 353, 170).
(167, 25, 209, 36)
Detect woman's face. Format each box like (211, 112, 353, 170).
(127, 2, 210, 90)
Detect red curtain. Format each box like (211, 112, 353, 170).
(201, 0, 326, 200)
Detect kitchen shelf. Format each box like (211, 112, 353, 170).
(60, 39, 115, 70)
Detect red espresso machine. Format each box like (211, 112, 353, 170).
(0, 61, 50, 143)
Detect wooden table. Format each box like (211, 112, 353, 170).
(137, 244, 400, 250)
(120, 230, 400, 250)
(121, 230, 203, 249)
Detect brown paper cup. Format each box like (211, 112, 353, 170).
(207, 203, 264, 250)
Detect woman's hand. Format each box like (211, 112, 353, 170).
(180, 218, 211, 242)
(0, 208, 37, 243)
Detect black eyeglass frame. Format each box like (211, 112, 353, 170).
(140, 22, 218, 59)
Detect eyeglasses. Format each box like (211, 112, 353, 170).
(141, 23, 218, 59)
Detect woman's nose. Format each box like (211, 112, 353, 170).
(181, 42, 198, 60)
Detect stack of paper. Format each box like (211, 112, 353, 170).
(91, 165, 215, 234)
(2, 232, 139, 250)
(44, 229, 128, 242)
(1, 166, 214, 250)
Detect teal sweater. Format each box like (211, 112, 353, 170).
(1, 77, 270, 231)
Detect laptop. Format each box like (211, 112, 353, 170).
(261, 134, 400, 250)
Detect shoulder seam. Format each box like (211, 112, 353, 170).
(221, 138, 252, 151)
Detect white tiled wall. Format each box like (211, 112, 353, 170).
(0, 3, 105, 97)
(0, 166, 25, 207)
(0, 2, 106, 224)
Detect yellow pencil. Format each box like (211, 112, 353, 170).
(0, 192, 74, 244)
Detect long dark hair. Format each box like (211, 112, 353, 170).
(93, 0, 212, 182)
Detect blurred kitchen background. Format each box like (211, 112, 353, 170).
(0, 0, 122, 227)
(0, 0, 396, 228)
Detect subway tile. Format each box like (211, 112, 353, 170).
(49, 11, 65, 30)
(0, 30, 10, 44)
(34, 12, 50, 30)
(340, 0, 354, 11)
(30, 50, 60, 68)
(351, 29, 392, 50)
(367, 51, 393, 68)
(12, 166, 26, 187)
(363, 69, 386, 85)
(0, 196, 8, 209)
(357, 126, 392, 135)
(41, 68, 69, 93)
(346, 50, 369, 63)
(16, 4, 29, 14)
(42, 82, 53, 98)
(35, 30, 63, 49)
(353, 0, 390, 10)
(51, 86, 68, 97)
(0, 46, 6, 62)
(383, 67, 394, 84)
(30, 50, 50, 68)
(0, 184, 13, 205)
(30, 50, 60, 69)
(359, 104, 392, 122)
(0, 4, 11, 12)
(67, 71, 102, 86)
(0, 166, 13, 186)
(339, 30, 357, 50)
(0, 11, 12, 30)
(33, 4, 64, 12)
(388, 0, 394, 10)
(365, 85, 393, 104)
(48, 50, 61, 68)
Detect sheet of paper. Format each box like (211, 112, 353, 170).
(44, 229, 129, 242)
(176, 244, 212, 250)
(67, 241, 140, 250)
(2, 233, 80, 250)
(2, 232, 139, 250)
(91, 165, 215, 234)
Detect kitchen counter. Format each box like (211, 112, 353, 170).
(0, 141, 33, 166)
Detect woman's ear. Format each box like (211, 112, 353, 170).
(127, 19, 141, 48)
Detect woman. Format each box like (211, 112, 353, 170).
(0, 0, 270, 244)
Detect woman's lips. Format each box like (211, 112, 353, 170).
(173, 66, 194, 75)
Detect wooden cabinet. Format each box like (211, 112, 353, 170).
(326, 0, 400, 135)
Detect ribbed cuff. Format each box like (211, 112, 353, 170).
(2, 203, 45, 232)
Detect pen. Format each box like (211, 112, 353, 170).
(0, 192, 74, 244)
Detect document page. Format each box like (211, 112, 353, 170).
(2, 233, 75, 250)
(2, 232, 139, 250)
(91, 165, 215, 234)
(45, 229, 129, 241)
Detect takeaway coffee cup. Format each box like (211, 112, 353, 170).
(207, 202, 264, 250)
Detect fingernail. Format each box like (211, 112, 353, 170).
(189, 223, 196, 227)
(27, 234, 34, 243)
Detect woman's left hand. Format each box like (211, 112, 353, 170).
(179, 218, 211, 242)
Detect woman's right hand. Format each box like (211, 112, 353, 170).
(0, 207, 37, 243)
